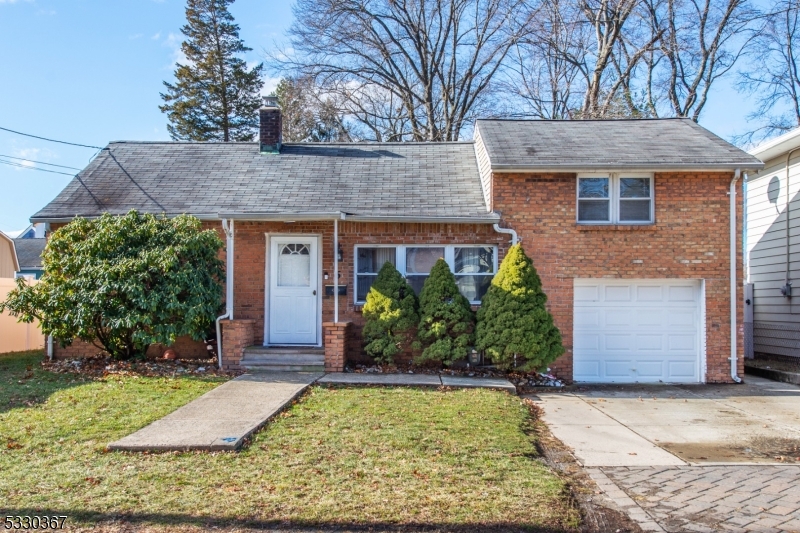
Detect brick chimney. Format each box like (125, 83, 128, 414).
(259, 96, 282, 154)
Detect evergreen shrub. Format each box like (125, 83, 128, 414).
(475, 244, 564, 371)
(362, 261, 419, 364)
(414, 259, 475, 366)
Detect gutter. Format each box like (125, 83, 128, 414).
(215, 219, 234, 370)
(730, 170, 742, 383)
(489, 164, 764, 173)
(783, 148, 800, 303)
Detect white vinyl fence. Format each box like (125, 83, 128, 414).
(0, 278, 44, 353)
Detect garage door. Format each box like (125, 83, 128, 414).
(573, 279, 702, 383)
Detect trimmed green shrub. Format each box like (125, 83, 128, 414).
(414, 259, 475, 366)
(362, 261, 419, 364)
(476, 244, 564, 371)
(0, 210, 224, 360)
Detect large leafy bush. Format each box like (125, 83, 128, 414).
(0, 211, 224, 360)
(414, 259, 475, 366)
(362, 261, 419, 364)
(475, 244, 563, 371)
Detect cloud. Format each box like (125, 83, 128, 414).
(0, 0, 33, 4)
(261, 77, 281, 96)
(162, 32, 188, 69)
(129, 33, 143, 40)
(151, 32, 161, 40)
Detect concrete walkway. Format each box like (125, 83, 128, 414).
(108, 372, 322, 452)
(318, 372, 517, 393)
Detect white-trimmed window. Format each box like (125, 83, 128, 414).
(577, 174, 654, 224)
(355, 245, 498, 304)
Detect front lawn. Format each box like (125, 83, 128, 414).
(0, 350, 580, 531)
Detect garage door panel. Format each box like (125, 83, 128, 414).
(668, 285, 696, 301)
(575, 285, 600, 301)
(605, 285, 632, 301)
(636, 361, 664, 377)
(606, 309, 632, 325)
(636, 334, 663, 351)
(605, 360, 633, 377)
(668, 309, 697, 326)
(574, 279, 702, 383)
(637, 285, 663, 301)
(667, 334, 696, 351)
(635, 310, 663, 326)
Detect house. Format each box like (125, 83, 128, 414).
(31, 101, 763, 383)
(0, 231, 20, 278)
(12, 238, 46, 280)
(746, 129, 800, 360)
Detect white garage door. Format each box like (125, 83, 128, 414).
(573, 279, 703, 383)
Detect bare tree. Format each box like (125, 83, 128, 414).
(502, 0, 587, 118)
(736, 0, 800, 145)
(273, 76, 352, 142)
(279, 0, 536, 141)
(644, 0, 756, 121)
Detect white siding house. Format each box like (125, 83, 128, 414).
(747, 129, 800, 358)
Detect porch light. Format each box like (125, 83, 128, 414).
(337, 244, 344, 262)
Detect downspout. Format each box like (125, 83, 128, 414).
(730, 170, 742, 383)
(47, 335, 53, 361)
(215, 219, 234, 369)
(334, 217, 339, 324)
(492, 223, 518, 246)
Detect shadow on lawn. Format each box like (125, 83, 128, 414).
(0, 509, 578, 532)
(0, 350, 93, 415)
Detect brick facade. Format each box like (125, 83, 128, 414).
(323, 322, 351, 372)
(219, 319, 256, 371)
(491, 171, 743, 383)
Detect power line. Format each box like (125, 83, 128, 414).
(0, 125, 103, 150)
(0, 159, 75, 176)
(0, 154, 81, 171)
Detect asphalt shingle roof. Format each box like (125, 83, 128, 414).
(476, 118, 764, 171)
(13, 238, 46, 269)
(32, 142, 493, 222)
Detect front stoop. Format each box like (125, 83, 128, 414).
(241, 346, 325, 372)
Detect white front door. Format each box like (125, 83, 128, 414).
(573, 279, 702, 383)
(269, 236, 319, 345)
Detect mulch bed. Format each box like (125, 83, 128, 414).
(42, 354, 243, 379)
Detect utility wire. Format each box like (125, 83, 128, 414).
(0, 154, 81, 170)
(0, 125, 103, 150)
(0, 159, 76, 176)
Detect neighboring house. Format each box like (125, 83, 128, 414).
(0, 231, 20, 278)
(13, 238, 46, 279)
(31, 101, 763, 383)
(746, 129, 800, 360)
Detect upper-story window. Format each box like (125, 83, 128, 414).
(577, 174, 653, 224)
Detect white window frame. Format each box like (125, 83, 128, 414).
(354, 244, 499, 305)
(576, 173, 654, 225)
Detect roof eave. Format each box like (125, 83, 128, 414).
(489, 163, 764, 173)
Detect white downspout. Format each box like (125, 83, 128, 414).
(47, 335, 53, 361)
(730, 170, 742, 383)
(215, 219, 234, 369)
(493, 223, 518, 246)
(334, 217, 339, 323)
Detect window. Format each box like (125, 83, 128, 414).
(354, 245, 497, 304)
(577, 174, 653, 224)
(356, 247, 397, 301)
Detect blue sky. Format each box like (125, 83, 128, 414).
(0, 0, 758, 233)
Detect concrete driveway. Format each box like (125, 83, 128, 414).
(530, 375, 800, 467)
(530, 376, 800, 532)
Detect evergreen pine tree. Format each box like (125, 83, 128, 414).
(362, 261, 419, 364)
(415, 259, 475, 365)
(160, 0, 264, 141)
(476, 244, 564, 371)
